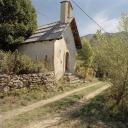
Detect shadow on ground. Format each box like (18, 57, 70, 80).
(65, 95, 128, 128)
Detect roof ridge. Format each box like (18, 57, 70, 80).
(38, 21, 59, 28)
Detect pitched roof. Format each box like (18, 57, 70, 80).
(24, 22, 68, 43)
(24, 18, 82, 49)
(70, 18, 82, 49)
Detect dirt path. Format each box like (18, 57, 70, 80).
(1, 82, 102, 121)
(25, 84, 111, 128)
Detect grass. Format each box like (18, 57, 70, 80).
(0, 82, 84, 113)
(1, 83, 104, 128)
(58, 93, 128, 128)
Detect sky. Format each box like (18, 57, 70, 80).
(32, 0, 128, 36)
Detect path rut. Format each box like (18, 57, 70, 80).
(1, 82, 102, 121)
(25, 84, 110, 128)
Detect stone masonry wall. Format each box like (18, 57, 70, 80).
(0, 72, 55, 92)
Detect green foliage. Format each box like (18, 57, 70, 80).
(76, 39, 93, 77)
(80, 15, 128, 117)
(71, 94, 128, 128)
(77, 39, 93, 67)
(0, 0, 3, 5)
(119, 13, 128, 33)
(93, 30, 128, 118)
(0, 51, 44, 74)
(0, 0, 37, 50)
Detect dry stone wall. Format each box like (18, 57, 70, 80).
(0, 72, 55, 92)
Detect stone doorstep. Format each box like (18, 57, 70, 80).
(63, 73, 85, 84)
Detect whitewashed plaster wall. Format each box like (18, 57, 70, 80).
(18, 41, 55, 70)
(54, 25, 76, 80)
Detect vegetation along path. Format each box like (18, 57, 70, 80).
(25, 82, 110, 128)
(1, 81, 104, 122)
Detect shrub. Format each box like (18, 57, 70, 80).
(13, 53, 44, 74)
(76, 39, 93, 78)
(0, 51, 45, 74)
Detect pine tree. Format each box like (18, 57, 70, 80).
(0, 0, 37, 50)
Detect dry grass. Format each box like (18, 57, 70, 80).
(1, 83, 104, 128)
(0, 82, 85, 113)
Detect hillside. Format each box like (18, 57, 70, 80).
(81, 32, 127, 40)
(81, 32, 128, 47)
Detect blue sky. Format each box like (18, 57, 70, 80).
(32, 0, 128, 36)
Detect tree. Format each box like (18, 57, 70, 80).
(0, 0, 3, 5)
(119, 13, 128, 33)
(76, 39, 93, 78)
(0, 0, 37, 50)
(77, 39, 93, 67)
(93, 28, 128, 118)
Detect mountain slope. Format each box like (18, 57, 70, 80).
(81, 32, 128, 47)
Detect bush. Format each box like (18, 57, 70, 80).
(76, 39, 93, 78)
(93, 31, 128, 119)
(0, 51, 45, 74)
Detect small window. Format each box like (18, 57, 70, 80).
(65, 38, 68, 43)
(36, 55, 38, 61)
(59, 50, 61, 54)
(45, 55, 48, 62)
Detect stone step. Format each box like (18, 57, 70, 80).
(63, 73, 84, 84)
(64, 73, 73, 76)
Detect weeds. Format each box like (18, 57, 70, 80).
(0, 50, 45, 74)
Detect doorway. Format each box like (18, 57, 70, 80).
(65, 52, 69, 72)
